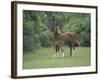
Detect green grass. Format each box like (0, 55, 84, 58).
(23, 47, 90, 69)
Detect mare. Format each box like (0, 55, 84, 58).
(50, 25, 80, 58)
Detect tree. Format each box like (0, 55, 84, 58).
(23, 10, 91, 51)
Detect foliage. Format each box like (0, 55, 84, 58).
(23, 10, 91, 51)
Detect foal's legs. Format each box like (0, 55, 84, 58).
(53, 45, 64, 58)
(56, 45, 62, 58)
(53, 46, 59, 58)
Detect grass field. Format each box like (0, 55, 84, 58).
(23, 47, 90, 69)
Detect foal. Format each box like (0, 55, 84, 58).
(53, 39, 64, 58)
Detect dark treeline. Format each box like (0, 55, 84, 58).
(23, 10, 91, 51)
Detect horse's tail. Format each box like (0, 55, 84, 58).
(73, 32, 80, 46)
(74, 40, 80, 47)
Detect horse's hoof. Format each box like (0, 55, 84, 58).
(69, 55, 72, 57)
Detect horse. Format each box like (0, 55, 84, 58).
(49, 25, 80, 58)
(50, 36, 64, 58)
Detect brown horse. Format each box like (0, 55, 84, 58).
(60, 32, 80, 56)
(50, 25, 80, 58)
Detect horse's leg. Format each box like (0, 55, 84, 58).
(56, 46, 58, 53)
(60, 45, 64, 58)
(54, 45, 62, 58)
(69, 46, 72, 56)
(72, 45, 75, 56)
(72, 41, 75, 56)
(53, 45, 60, 58)
(69, 42, 75, 56)
(53, 46, 58, 58)
(57, 45, 61, 58)
(69, 41, 73, 56)
(56, 46, 59, 57)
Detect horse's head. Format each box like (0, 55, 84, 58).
(54, 25, 61, 37)
(55, 25, 60, 32)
